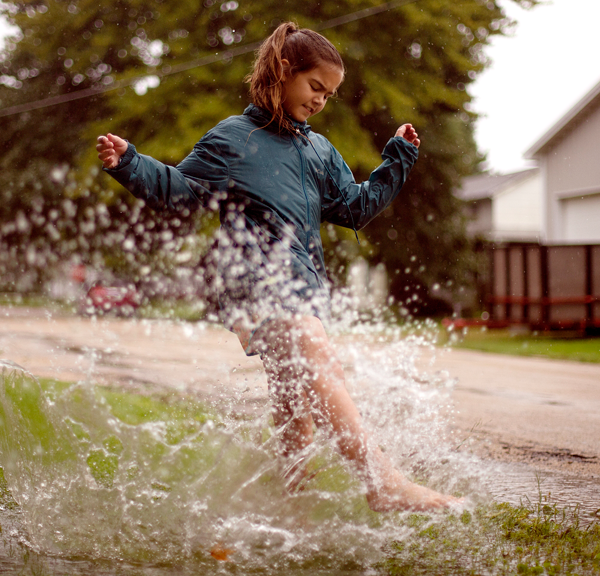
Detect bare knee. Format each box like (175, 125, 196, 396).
(260, 316, 346, 418)
(269, 317, 343, 376)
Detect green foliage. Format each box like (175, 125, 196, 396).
(0, 0, 539, 305)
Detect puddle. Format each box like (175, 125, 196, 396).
(1, 461, 598, 576)
(480, 460, 600, 525)
(1, 332, 598, 575)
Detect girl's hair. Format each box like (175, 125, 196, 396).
(246, 22, 345, 132)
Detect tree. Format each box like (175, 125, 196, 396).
(0, 0, 537, 309)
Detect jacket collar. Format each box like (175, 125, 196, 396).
(243, 104, 312, 135)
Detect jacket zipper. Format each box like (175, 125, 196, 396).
(292, 130, 312, 251)
(295, 128, 360, 244)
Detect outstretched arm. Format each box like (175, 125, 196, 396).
(320, 124, 419, 230)
(97, 133, 221, 213)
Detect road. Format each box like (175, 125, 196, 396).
(424, 347, 600, 478)
(1, 305, 599, 479)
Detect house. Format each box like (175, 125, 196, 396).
(456, 168, 542, 243)
(453, 79, 600, 329)
(525, 79, 600, 244)
(459, 78, 600, 245)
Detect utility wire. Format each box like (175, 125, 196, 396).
(0, 0, 418, 118)
(0, 41, 263, 117)
(315, 0, 417, 31)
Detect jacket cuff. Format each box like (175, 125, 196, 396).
(103, 142, 137, 173)
(386, 136, 419, 163)
(394, 135, 418, 153)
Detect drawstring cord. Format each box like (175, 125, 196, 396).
(295, 128, 360, 245)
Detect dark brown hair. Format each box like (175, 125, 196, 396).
(246, 22, 345, 132)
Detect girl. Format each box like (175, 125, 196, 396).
(97, 22, 461, 512)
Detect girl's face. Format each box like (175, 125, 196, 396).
(281, 61, 344, 123)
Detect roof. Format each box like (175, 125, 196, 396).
(525, 78, 600, 158)
(456, 168, 539, 201)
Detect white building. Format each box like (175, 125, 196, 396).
(454, 79, 600, 326)
(459, 78, 600, 245)
(525, 79, 600, 244)
(456, 168, 543, 243)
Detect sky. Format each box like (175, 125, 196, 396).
(471, 0, 600, 174)
(2, 1, 600, 175)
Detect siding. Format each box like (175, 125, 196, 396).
(546, 104, 600, 194)
(493, 171, 543, 240)
(543, 102, 600, 242)
(562, 193, 600, 242)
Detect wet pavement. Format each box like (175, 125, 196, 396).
(1, 305, 599, 483)
(423, 346, 600, 479)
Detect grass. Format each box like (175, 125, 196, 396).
(5, 468, 598, 576)
(379, 501, 600, 576)
(0, 292, 75, 314)
(1, 374, 599, 574)
(445, 327, 600, 363)
(0, 291, 211, 323)
(1, 375, 221, 490)
(136, 297, 210, 322)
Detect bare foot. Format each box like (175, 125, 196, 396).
(365, 467, 463, 513)
(367, 481, 462, 513)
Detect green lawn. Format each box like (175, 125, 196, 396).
(380, 502, 600, 576)
(448, 328, 600, 363)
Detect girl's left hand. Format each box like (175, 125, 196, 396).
(395, 124, 420, 148)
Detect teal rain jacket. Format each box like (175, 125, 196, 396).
(105, 104, 418, 336)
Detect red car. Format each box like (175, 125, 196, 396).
(72, 265, 141, 316)
(83, 283, 140, 316)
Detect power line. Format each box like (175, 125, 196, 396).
(0, 40, 264, 117)
(315, 0, 417, 31)
(0, 0, 418, 118)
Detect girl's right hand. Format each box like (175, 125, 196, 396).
(96, 133, 128, 169)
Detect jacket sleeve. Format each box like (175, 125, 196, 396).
(320, 136, 418, 230)
(103, 138, 229, 213)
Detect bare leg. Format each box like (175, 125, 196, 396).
(264, 363, 315, 489)
(262, 323, 320, 490)
(269, 383, 314, 458)
(257, 315, 461, 512)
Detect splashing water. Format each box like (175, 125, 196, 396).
(0, 198, 508, 573)
(2, 208, 585, 573)
(0, 313, 483, 573)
